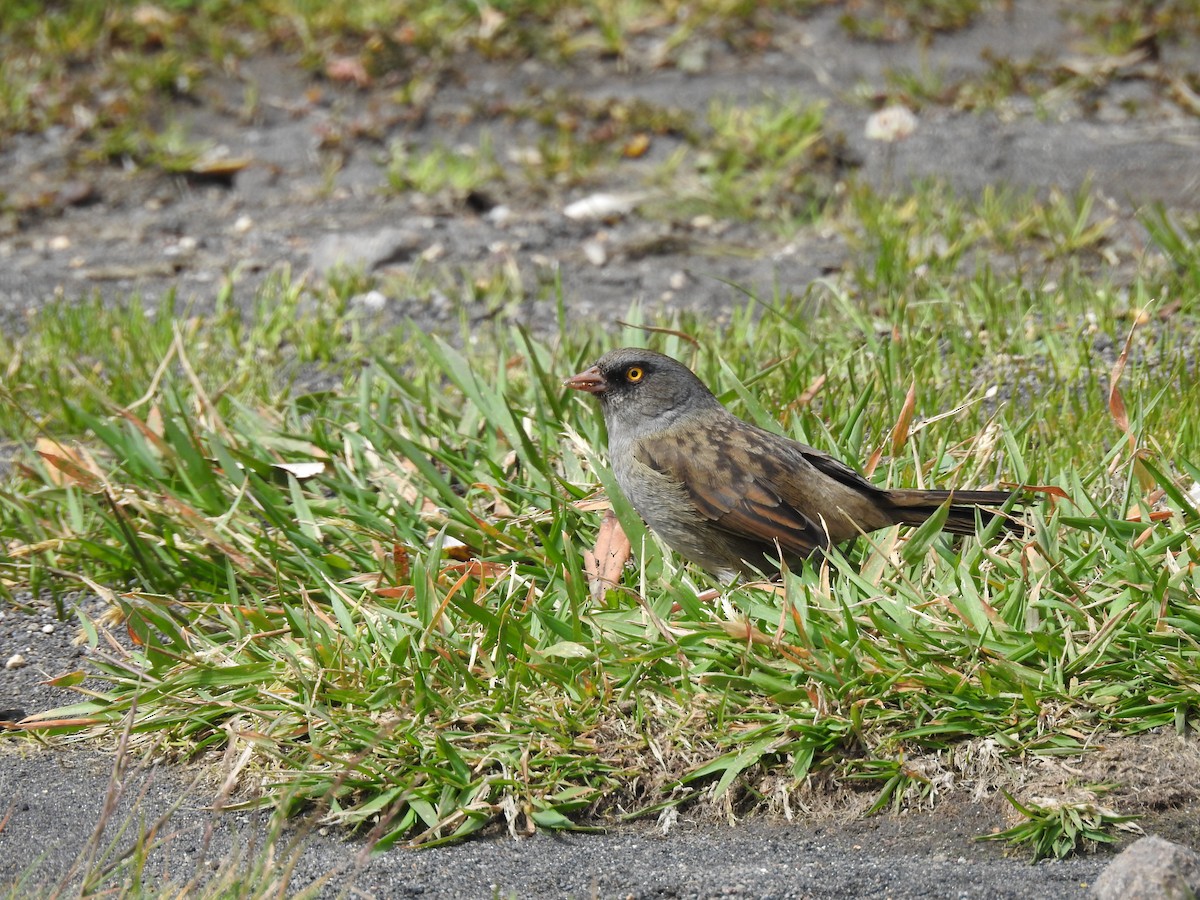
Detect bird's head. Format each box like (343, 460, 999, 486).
(565, 348, 719, 433)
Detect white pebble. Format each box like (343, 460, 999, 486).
(5, 653, 27, 670)
(582, 240, 608, 267)
(41, 624, 55, 634)
(865, 105, 918, 143)
(353, 290, 387, 311)
(486, 205, 512, 226)
(563, 192, 645, 221)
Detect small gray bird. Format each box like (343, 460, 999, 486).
(566, 348, 1020, 580)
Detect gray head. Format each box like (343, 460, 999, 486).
(564, 348, 722, 434)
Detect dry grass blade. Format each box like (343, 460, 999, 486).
(891, 380, 917, 456)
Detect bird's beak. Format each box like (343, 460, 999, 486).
(564, 365, 608, 394)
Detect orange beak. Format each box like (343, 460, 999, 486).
(564, 365, 608, 394)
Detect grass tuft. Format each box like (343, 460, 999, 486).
(4, 182, 1200, 858)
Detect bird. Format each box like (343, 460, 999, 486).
(565, 347, 1022, 580)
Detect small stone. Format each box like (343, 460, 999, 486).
(233, 215, 253, 233)
(582, 240, 608, 267)
(49, 235, 71, 251)
(41, 624, 55, 634)
(486, 205, 512, 226)
(1091, 835, 1200, 900)
(676, 38, 710, 74)
(563, 192, 645, 221)
(5, 653, 27, 669)
(58, 180, 97, 207)
(352, 290, 387, 312)
(865, 105, 918, 143)
(311, 228, 422, 275)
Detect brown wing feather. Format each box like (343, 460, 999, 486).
(636, 422, 831, 559)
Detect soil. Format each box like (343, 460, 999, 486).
(4, 0, 1200, 896)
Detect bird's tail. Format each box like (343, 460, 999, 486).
(884, 489, 1022, 536)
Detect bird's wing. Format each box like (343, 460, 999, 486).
(795, 444, 889, 498)
(634, 424, 831, 559)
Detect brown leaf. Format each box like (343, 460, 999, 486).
(863, 444, 884, 478)
(1108, 314, 1145, 445)
(394, 543, 411, 580)
(794, 373, 827, 409)
(1021, 483, 1071, 501)
(1132, 524, 1156, 549)
(1013, 483, 1072, 510)
(117, 408, 169, 453)
(1126, 488, 1165, 521)
(890, 380, 917, 456)
(623, 133, 651, 159)
(188, 155, 252, 176)
(1108, 382, 1129, 435)
(720, 618, 774, 646)
(583, 510, 631, 600)
(35, 438, 103, 489)
(326, 56, 372, 88)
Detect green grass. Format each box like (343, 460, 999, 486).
(3, 183, 1200, 869)
(980, 790, 1144, 860)
(682, 97, 837, 227)
(0, 0, 809, 151)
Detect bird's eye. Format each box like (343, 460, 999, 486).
(625, 366, 644, 383)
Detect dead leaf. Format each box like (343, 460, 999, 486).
(720, 618, 774, 646)
(477, 4, 506, 40)
(1108, 313, 1143, 444)
(891, 380, 917, 455)
(582, 510, 631, 600)
(1126, 488, 1165, 520)
(793, 373, 827, 410)
(863, 444, 884, 478)
(326, 56, 372, 88)
(35, 438, 104, 489)
(1168, 73, 1200, 116)
(1059, 48, 1148, 79)
(623, 133, 651, 158)
(188, 155, 252, 177)
(394, 543, 411, 580)
(1108, 382, 1129, 436)
(1020, 483, 1071, 506)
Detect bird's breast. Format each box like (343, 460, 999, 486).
(609, 436, 736, 574)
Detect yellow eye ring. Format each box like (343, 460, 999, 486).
(626, 366, 644, 383)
